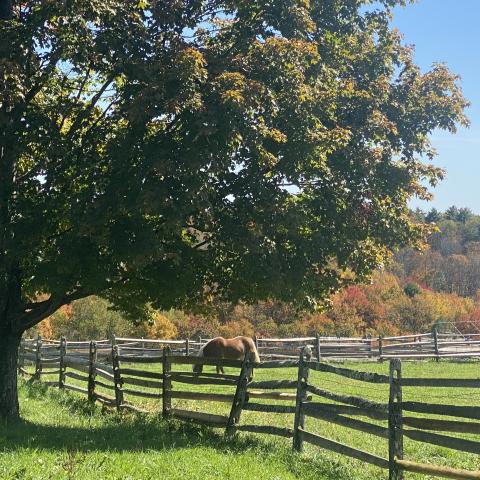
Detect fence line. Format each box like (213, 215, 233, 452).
(18, 338, 480, 480)
(24, 327, 480, 361)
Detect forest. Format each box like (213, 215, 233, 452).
(32, 207, 480, 340)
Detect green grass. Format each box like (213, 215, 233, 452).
(8, 360, 480, 479)
(0, 380, 356, 480)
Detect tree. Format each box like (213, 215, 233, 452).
(34, 296, 133, 340)
(0, 0, 468, 419)
(425, 208, 441, 224)
(404, 282, 421, 298)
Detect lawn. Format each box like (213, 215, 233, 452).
(5, 359, 480, 479)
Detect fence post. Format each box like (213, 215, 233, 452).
(18, 338, 25, 375)
(226, 352, 254, 436)
(293, 346, 312, 451)
(185, 339, 190, 356)
(88, 341, 97, 402)
(112, 345, 123, 412)
(315, 332, 321, 362)
(378, 336, 383, 359)
(34, 335, 42, 380)
(388, 359, 404, 480)
(111, 334, 118, 356)
(162, 346, 172, 417)
(433, 326, 440, 362)
(58, 336, 67, 389)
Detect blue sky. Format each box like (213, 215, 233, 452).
(390, 1, 480, 213)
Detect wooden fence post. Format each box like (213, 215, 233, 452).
(88, 341, 97, 402)
(388, 359, 404, 480)
(162, 346, 172, 417)
(185, 339, 190, 356)
(34, 335, 42, 380)
(226, 352, 254, 436)
(112, 345, 123, 412)
(315, 332, 321, 362)
(18, 338, 25, 375)
(378, 336, 383, 359)
(58, 336, 66, 389)
(433, 326, 440, 362)
(293, 346, 312, 451)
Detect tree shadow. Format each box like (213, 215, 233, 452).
(0, 380, 362, 480)
(0, 418, 265, 454)
(1, 380, 270, 455)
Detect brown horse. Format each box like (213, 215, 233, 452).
(193, 336, 260, 375)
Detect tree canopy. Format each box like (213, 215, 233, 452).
(0, 0, 468, 335)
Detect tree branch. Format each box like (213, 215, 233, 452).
(66, 75, 116, 139)
(23, 48, 63, 106)
(59, 66, 93, 131)
(192, 238, 211, 250)
(15, 289, 91, 333)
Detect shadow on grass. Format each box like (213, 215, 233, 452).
(0, 380, 270, 455)
(0, 379, 357, 480)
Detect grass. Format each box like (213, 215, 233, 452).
(6, 359, 480, 479)
(0, 381, 342, 480)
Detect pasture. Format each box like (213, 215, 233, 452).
(1, 381, 322, 480)
(4, 359, 480, 479)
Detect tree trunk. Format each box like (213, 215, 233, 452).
(0, 332, 21, 420)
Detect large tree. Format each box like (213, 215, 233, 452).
(0, 0, 468, 418)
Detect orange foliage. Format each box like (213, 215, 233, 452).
(218, 319, 254, 338)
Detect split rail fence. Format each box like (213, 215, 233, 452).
(18, 337, 480, 480)
(21, 330, 480, 364)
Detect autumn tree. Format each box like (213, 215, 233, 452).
(0, 0, 468, 418)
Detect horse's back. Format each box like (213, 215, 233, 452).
(202, 336, 258, 360)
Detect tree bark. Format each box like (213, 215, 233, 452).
(0, 332, 21, 420)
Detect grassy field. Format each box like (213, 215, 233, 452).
(1, 380, 359, 480)
(6, 359, 480, 479)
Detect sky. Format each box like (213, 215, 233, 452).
(389, 0, 480, 213)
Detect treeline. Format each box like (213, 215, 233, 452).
(33, 207, 480, 340)
(396, 206, 480, 297)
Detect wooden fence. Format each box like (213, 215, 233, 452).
(18, 337, 480, 479)
(22, 328, 480, 362)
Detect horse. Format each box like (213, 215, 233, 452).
(193, 336, 260, 375)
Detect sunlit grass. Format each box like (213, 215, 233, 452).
(15, 359, 480, 479)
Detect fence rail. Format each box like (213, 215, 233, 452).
(24, 327, 480, 362)
(18, 337, 480, 480)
